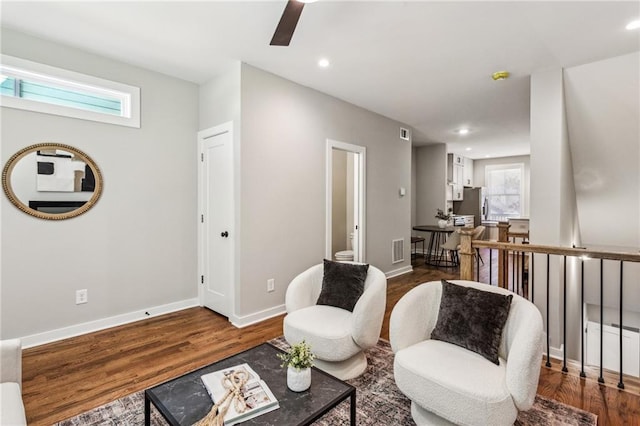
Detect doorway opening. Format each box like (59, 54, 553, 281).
(326, 139, 366, 263)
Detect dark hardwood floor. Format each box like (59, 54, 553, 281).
(22, 260, 639, 425)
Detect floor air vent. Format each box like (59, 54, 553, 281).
(392, 238, 404, 264)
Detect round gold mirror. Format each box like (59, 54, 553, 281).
(2, 143, 103, 220)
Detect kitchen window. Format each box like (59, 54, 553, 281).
(1, 55, 140, 128)
(485, 163, 524, 221)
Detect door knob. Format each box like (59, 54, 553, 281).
(221, 231, 229, 238)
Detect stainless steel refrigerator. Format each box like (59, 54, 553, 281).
(452, 187, 488, 224)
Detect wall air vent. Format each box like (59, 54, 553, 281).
(392, 238, 405, 264)
(400, 128, 410, 141)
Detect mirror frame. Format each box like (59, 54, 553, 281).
(2, 143, 103, 220)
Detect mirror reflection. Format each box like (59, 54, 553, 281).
(2, 143, 102, 220)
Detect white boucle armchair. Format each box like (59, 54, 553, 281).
(283, 263, 387, 380)
(0, 339, 27, 426)
(390, 280, 543, 426)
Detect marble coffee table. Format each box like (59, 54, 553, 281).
(145, 342, 356, 425)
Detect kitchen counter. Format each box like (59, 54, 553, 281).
(452, 214, 475, 227)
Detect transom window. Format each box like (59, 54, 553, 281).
(1, 55, 140, 128)
(485, 163, 524, 221)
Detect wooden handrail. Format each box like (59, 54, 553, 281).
(472, 240, 640, 263)
(459, 226, 640, 283)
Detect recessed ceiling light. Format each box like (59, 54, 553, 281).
(485, 155, 491, 158)
(298, 0, 318, 3)
(457, 128, 470, 135)
(465, 147, 472, 151)
(318, 58, 330, 68)
(626, 20, 640, 30)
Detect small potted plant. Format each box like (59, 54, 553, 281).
(435, 208, 451, 228)
(277, 340, 315, 392)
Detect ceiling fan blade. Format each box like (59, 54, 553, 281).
(270, 0, 305, 46)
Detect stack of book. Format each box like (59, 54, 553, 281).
(201, 363, 279, 425)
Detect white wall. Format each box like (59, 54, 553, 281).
(564, 52, 640, 250)
(239, 63, 412, 317)
(565, 53, 640, 336)
(411, 147, 417, 227)
(529, 68, 579, 356)
(473, 155, 530, 217)
(346, 152, 354, 250)
(530, 69, 578, 246)
(1, 29, 199, 340)
(414, 144, 447, 229)
(199, 62, 241, 131)
(332, 149, 348, 255)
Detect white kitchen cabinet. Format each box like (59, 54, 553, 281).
(454, 163, 464, 186)
(448, 153, 465, 200)
(463, 157, 474, 187)
(452, 166, 464, 200)
(447, 154, 464, 183)
(452, 184, 464, 201)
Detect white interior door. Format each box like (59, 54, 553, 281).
(199, 123, 234, 317)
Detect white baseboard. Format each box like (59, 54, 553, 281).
(230, 304, 286, 328)
(385, 265, 413, 279)
(540, 334, 564, 361)
(548, 344, 564, 360)
(21, 298, 199, 348)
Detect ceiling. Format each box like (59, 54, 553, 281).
(1, 1, 638, 159)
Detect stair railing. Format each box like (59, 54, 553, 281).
(459, 226, 640, 390)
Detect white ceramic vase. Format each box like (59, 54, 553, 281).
(438, 219, 447, 228)
(287, 366, 311, 392)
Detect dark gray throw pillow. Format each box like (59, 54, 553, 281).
(430, 279, 513, 365)
(316, 260, 369, 312)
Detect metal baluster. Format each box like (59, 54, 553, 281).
(476, 249, 480, 281)
(580, 257, 586, 378)
(521, 250, 525, 296)
(511, 247, 515, 292)
(520, 251, 524, 297)
(546, 253, 551, 368)
(598, 259, 604, 384)
(531, 253, 535, 303)
(618, 261, 625, 390)
(562, 256, 568, 373)
(517, 250, 521, 296)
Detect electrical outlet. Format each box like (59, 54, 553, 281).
(76, 289, 88, 305)
(267, 279, 275, 293)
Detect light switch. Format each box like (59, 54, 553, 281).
(399, 187, 406, 196)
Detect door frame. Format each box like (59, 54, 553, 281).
(325, 139, 366, 262)
(197, 121, 235, 315)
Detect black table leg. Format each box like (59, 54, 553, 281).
(350, 390, 356, 425)
(145, 392, 151, 426)
(426, 232, 436, 265)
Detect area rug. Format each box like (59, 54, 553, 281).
(57, 338, 597, 425)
